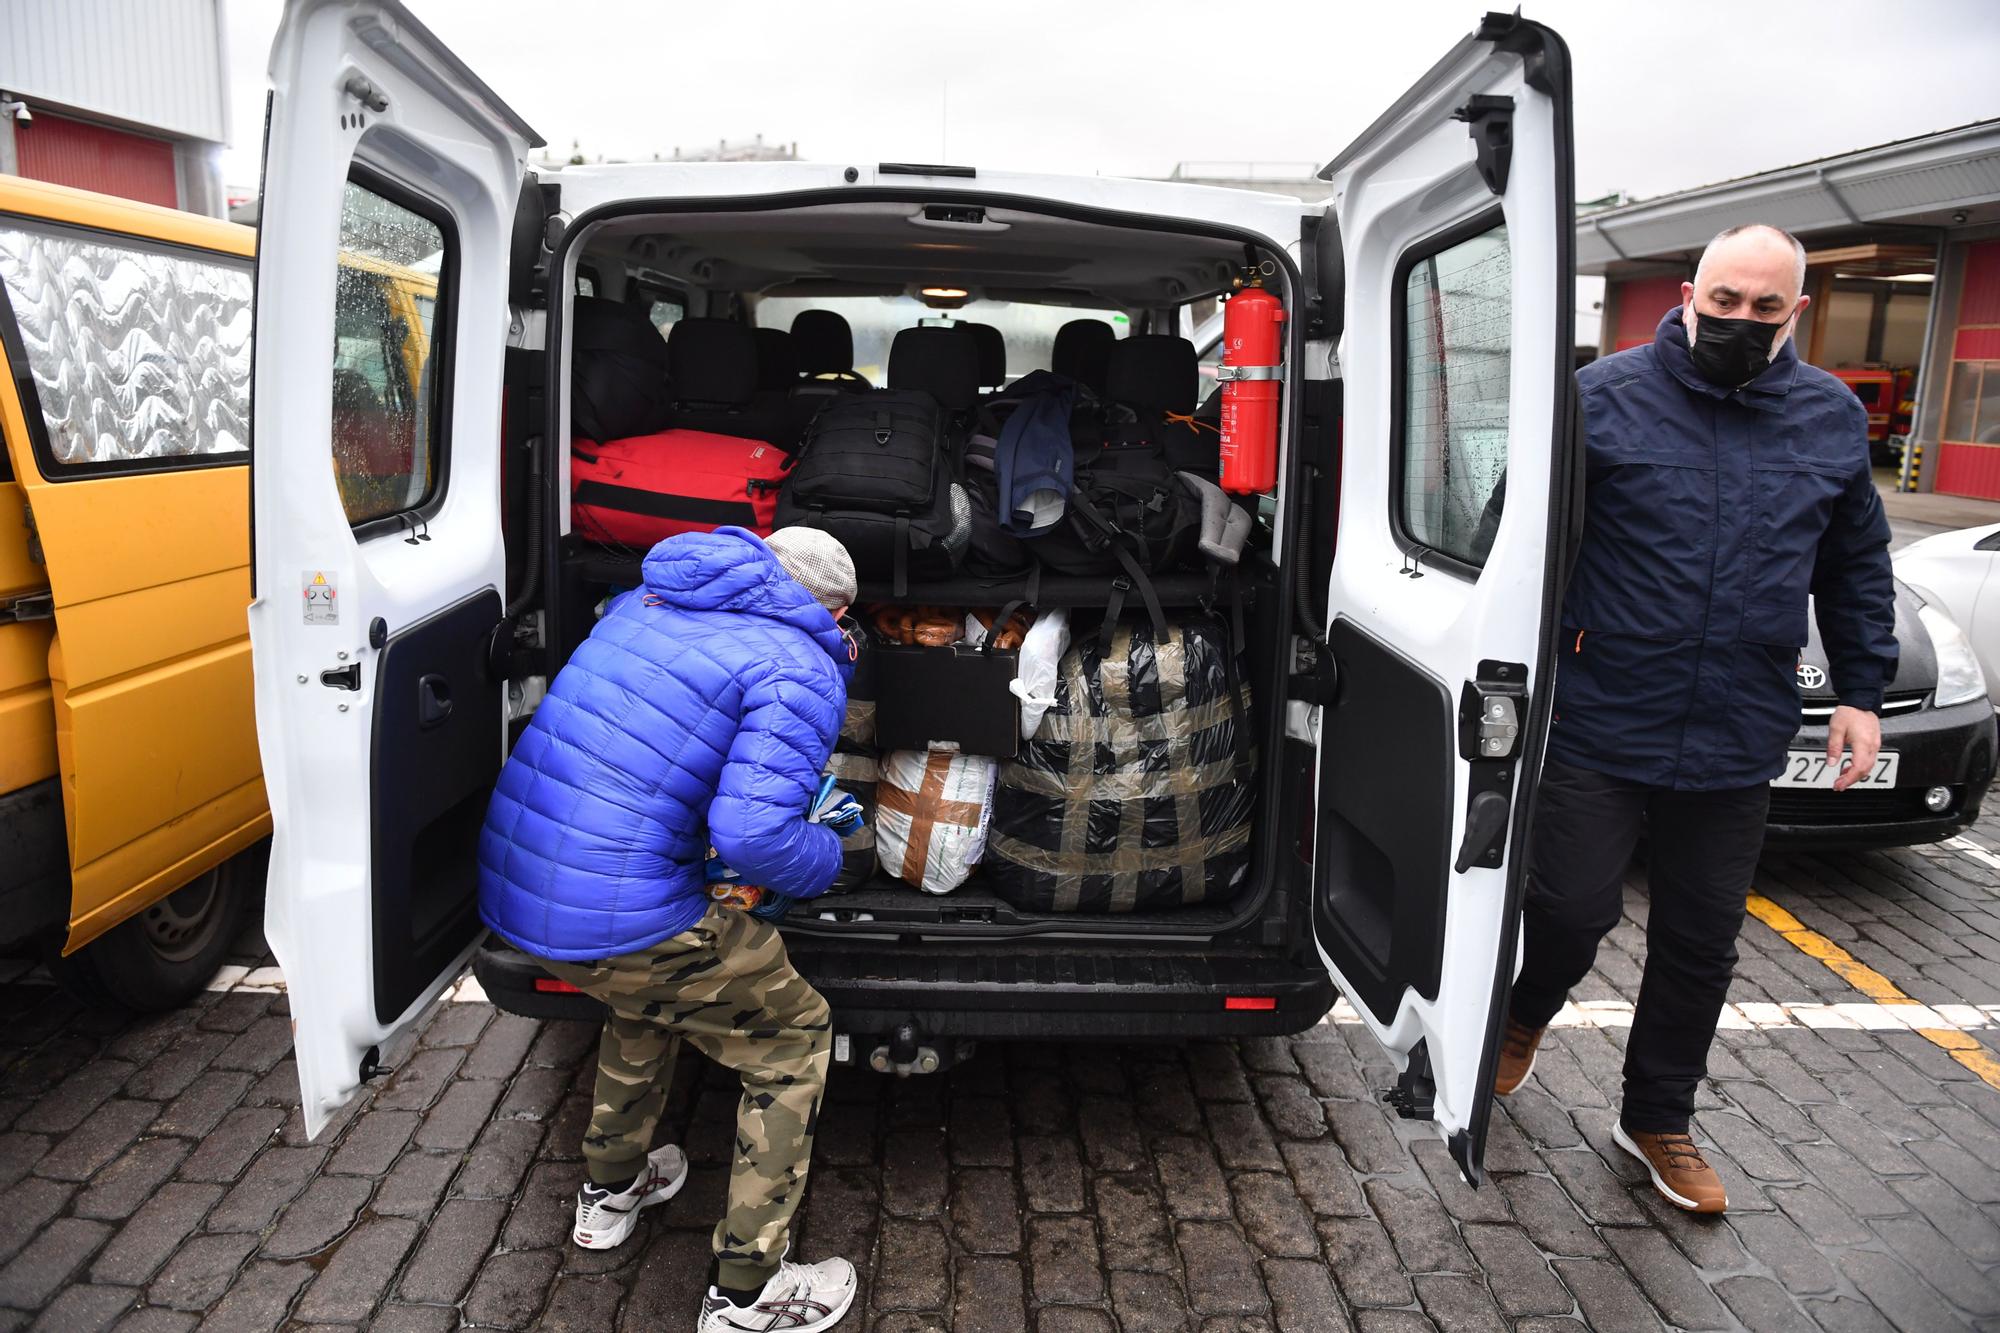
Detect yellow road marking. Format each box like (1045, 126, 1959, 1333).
(1746, 893, 2000, 1089)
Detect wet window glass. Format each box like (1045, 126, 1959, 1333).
(331, 179, 449, 526)
(0, 224, 251, 471)
(1400, 223, 1512, 569)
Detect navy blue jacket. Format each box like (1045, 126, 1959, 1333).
(1550, 307, 1896, 790)
(477, 529, 851, 961)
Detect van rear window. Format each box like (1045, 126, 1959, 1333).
(1397, 221, 1512, 570)
(0, 222, 252, 477)
(331, 179, 452, 527)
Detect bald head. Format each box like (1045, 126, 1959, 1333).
(1694, 224, 1807, 301)
(1681, 223, 1810, 372)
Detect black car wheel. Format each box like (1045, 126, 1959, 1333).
(47, 844, 259, 1012)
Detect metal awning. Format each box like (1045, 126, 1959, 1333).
(1578, 120, 2000, 274)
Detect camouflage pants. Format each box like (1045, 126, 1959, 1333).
(540, 905, 831, 1286)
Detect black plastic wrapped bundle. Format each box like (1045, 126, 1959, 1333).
(824, 618, 878, 891)
(986, 613, 1254, 912)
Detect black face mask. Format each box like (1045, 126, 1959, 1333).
(1688, 310, 1788, 387)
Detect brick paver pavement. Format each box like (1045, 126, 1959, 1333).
(1, 828, 1998, 1328)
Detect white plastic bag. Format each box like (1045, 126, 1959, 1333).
(1008, 607, 1071, 739)
(875, 744, 997, 894)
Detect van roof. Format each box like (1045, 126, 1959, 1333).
(0, 176, 255, 258)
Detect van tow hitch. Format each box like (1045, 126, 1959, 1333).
(870, 1024, 940, 1076)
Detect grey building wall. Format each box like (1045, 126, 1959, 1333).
(0, 0, 230, 216)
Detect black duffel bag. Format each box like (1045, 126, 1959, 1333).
(774, 389, 970, 594)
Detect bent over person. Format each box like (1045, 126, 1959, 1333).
(478, 525, 865, 1332)
(1499, 225, 1897, 1214)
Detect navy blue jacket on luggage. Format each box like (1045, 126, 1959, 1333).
(477, 528, 852, 961)
(1552, 306, 1897, 791)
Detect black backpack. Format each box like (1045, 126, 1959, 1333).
(1029, 445, 1199, 581)
(570, 297, 673, 442)
(774, 389, 970, 594)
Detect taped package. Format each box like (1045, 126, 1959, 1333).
(875, 744, 998, 894)
(986, 613, 1254, 912)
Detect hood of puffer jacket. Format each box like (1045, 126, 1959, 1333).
(640, 527, 850, 670)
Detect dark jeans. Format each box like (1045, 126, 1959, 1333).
(1509, 757, 1770, 1133)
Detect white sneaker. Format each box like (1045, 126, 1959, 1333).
(696, 1257, 858, 1332)
(571, 1144, 689, 1250)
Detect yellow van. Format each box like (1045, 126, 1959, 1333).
(0, 176, 269, 1008)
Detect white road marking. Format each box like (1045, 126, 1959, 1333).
(1944, 835, 2000, 876)
(1323, 997, 1999, 1031)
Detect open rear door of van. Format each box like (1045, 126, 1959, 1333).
(1307, 13, 1577, 1183)
(249, 0, 540, 1136)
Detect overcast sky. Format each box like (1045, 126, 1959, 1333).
(221, 0, 2000, 200)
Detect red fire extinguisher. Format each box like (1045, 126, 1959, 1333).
(1218, 263, 1285, 495)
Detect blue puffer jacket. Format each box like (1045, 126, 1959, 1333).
(1551, 306, 1897, 790)
(478, 528, 852, 961)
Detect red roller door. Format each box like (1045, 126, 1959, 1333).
(1605, 275, 1684, 352)
(12, 112, 179, 210)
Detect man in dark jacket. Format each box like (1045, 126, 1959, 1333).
(1495, 225, 1896, 1215)
(478, 526, 865, 1333)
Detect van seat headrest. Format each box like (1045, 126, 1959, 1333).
(1105, 334, 1198, 417)
(667, 318, 758, 407)
(791, 309, 855, 375)
(755, 327, 799, 391)
(571, 296, 668, 366)
(960, 322, 1006, 389)
(888, 326, 981, 413)
(1051, 319, 1115, 395)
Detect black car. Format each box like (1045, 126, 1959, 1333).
(1766, 582, 1997, 848)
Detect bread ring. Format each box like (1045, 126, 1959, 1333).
(913, 616, 959, 647)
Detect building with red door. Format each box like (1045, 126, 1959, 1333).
(1576, 120, 2000, 499)
(0, 0, 229, 218)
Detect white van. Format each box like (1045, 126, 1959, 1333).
(249, 0, 1580, 1189)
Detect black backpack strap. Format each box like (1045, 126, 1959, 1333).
(1096, 549, 1168, 661)
(981, 597, 1031, 656)
(1099, 578, 1128, 661)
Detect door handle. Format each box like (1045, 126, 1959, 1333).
(1453, 790, 1511, 874)
(417, 674, 453, 729)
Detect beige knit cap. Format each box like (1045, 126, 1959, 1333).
(765, 526, 857, 612)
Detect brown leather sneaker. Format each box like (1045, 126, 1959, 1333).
(1613, 1123, 1727, 1213)
(1493, 1018, 1546, 1095)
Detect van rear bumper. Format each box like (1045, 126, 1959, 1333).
(473, 938, 1336, 1040)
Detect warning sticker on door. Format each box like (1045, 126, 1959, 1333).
(302, 571, 338, 625)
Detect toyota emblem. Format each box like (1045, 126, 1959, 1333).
(1796, 663, 1828, 690)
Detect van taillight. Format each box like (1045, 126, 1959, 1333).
(533, 978, 582, 994)
(1224, 996, 1277, 1011)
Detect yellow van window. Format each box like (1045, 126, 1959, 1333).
(331, 180, 448, 527)
(0, 223, 251, 474)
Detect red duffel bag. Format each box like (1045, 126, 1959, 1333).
(571, 429, 789, 546)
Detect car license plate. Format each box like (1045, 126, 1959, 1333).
(1770, 751, 1900, 789)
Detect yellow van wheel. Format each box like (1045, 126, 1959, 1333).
(49, 844, 259, 1012)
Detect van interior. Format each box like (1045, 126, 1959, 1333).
(510, 199, 1330, 947)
